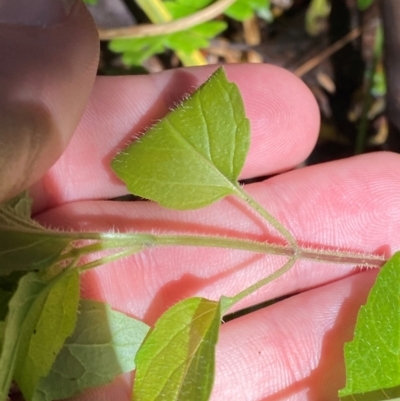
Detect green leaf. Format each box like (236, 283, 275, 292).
(0, 272, 47, 401)
(357, 0, 374, 11)
(164, 2, 198, 18)
(109, 37, 166, 66)
(224, 0, 270, 20)
(339, 252, 400, 400)
(111, 67, 250, 210)
(3, 191, 32, 219)
(0, 193, 73, 276)
(35, 299, 150, 401)
(167, 31, 209, 53)
(224, 0, 255, 21)
(248, 0, 270, 9)
(0, 232, 73, 276)
(189, 21, 228, 38)
(305, 0, 331, 36)
(164, 0, 217, 19)
(109, 0, 226, 66)
(13, 270, 80, 401)
(175, 0, 213, 8)
(166, 21, 227, 53)
(133, 297, 221, 401)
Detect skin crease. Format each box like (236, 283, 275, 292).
(3, 3, 400, 400)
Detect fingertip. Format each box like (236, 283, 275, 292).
(224, 64, 320, 176)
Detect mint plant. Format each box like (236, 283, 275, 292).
(0, 67, 398, 401)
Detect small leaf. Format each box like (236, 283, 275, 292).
(249, 0, 271, 9)
(305, 0, 331, 36)
(175, 0, 213, 8)
(357, 0, 374, 11)
(164, 0, 215, 18)
(224, 0, 255, 21)
(0, 193, 73, 276)
(166, 21, 227, 54)
(0, 232, 74, 276)
(14, 270, 80, 401)
(111, 67, 250, 210)
(339, 252, 400, 400)
(35, 299, 150, 401)
(109, 37, 166, 66)
(133, 297, 221, 401)
(0, 273, 48, 401)
(167, 31, 209, 53)
(190, 21, 228, 38)
(164, 2, 197, 18)
(3, 191, 32, 219)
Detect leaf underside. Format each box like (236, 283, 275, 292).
(133, 297, 221, 401)
(339, 252, 400, 400)
(111, 67, 250, 210)
(0, 193, 73, 276)
(0, 273, 46, 401)
(14, 271, 80, 401)
(35, 299, 150, 401)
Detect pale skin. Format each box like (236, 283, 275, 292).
(2, 2, 400, 401)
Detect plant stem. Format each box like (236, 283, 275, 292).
(77, 248, 139, 274)
(221, 256, 298, 314)
(62, 225, 384, 272)
(59, 239, 143, 262)
(149, 234, 385, 267)
(234, 184, 298, 247)
(134, 0, 207, 66)
(98, 0, 237, 40)
(75, 232, 384, 268)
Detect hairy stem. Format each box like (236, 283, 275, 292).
(77, 248, 139, 274)
(221, 256, 298, 314)
(98, 0, 237, 40)
(150, 234, 385, 267)
(74, 232, 385, 268)
(234, 184, 298, 247)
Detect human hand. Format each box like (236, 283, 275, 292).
(3, 2, 400, 401)
(33, 64, 400, 401)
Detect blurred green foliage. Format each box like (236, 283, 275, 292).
(108, 0, 271, 66)
(83, 0, 99, 5)
(357, 0, 374, 11)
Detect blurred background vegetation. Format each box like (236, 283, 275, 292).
(82, 0, 400, 166)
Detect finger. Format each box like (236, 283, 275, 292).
(36, 151, 400, 321)
(32, 63, 320, 212)
(0, 0, 98, 202)
(211, 270, 377, 401)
